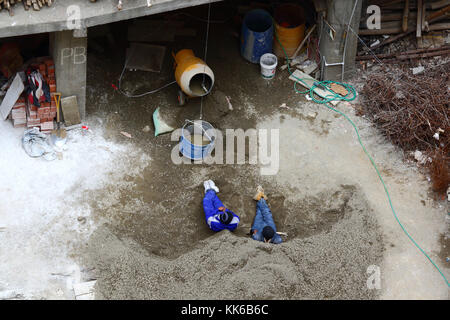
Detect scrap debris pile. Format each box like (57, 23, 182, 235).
(358, 0, 450, 64)
(361, 61, 450, 194)
(1, 0, 140, 15)
(0, 0, 53, 15)
(357, 1, 450, 194)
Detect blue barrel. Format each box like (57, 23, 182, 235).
(241, 9, 274, 64)
(180, 120, 216, 160)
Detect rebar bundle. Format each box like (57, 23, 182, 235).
(362, 62, 450, 193)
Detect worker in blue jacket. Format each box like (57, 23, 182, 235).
(250, 186, 282, 244)
(203, 180, 240, 232)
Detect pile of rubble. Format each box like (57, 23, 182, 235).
(0, 0, 53, 15)
(358, 0, 450, 65)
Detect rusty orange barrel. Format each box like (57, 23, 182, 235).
(174, 49, 214, 98)
(273, 4, 306, 58)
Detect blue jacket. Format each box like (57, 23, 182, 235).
(203, 190, 240, 232)
(251, 199, 282, 244)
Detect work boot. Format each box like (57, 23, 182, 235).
(253, 185, 267, 201)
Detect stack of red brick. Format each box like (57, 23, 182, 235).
(25, 57, 57, 133)
(26, 98, 57, 134)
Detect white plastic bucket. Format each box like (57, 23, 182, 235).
(259, 53, 278, 79)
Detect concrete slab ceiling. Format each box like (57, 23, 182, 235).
(0, 0, 222, 39)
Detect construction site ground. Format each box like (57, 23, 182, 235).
(0, 15, 448, 300)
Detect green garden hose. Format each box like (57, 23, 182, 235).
(274, 29, 450, 288)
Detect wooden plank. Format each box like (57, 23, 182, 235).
(425, 5, 450, 23)
(430, 0, 450, 10)
(291, 24, 316, 59)
(356, 46, 450, 60)
(0, 73, 24, 120)
(421, 0, 426, 31)
(359, 28, 415, 53)
(288, 70, 339, 106)
(402, 0, 409, 32)
(417, 0, 423, 38)
(428, 22, 450, 31)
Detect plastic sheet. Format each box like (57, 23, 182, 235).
(22, 127, 56, 161)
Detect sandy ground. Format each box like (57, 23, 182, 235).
(0, 4, 448, 299)
(258, 108, 449, 299)
(0, 120, 150, 299)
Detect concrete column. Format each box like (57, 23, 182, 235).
(49, 29, 87, 120)
(319, 0, 362, 81)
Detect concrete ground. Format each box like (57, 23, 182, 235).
(0, 6, 448, 299)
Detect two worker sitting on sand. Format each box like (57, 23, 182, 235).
(202, 180, 282, 244)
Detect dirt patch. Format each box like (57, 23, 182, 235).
(277, 185, 361, 239)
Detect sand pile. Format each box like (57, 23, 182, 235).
(84, 186, 382, 300)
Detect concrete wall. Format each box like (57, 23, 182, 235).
(50, 30, 87, 120)
(319, 0, 362, 81)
